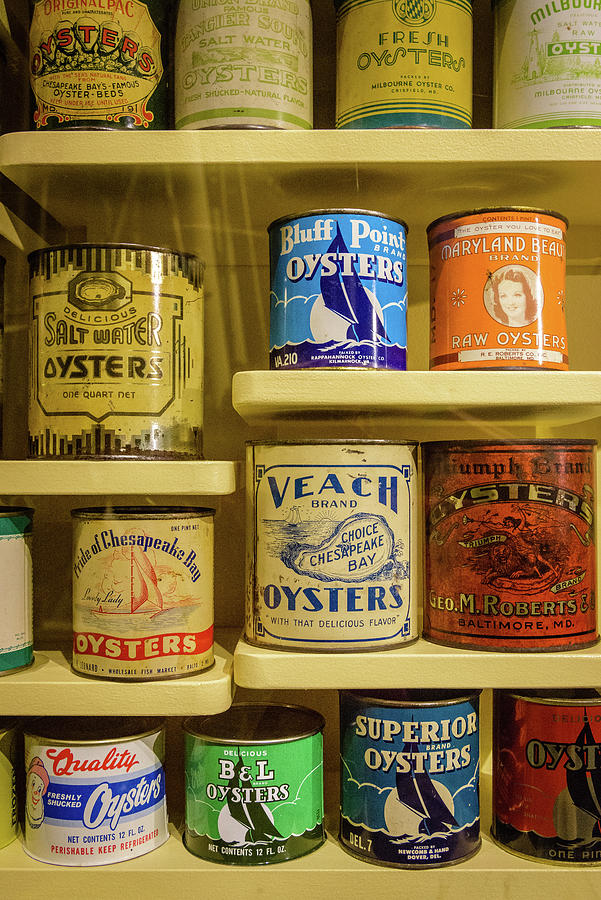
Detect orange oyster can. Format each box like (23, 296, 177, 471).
(427, 208, 569, 370)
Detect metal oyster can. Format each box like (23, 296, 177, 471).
(184, 703, 325, 865)
(175, 0, 313, 130)
(269, 210, 408, 370)
(0, 508, 34, 676)
(427, 207, 569, 370)
(424, 440, 597, 651)
(29, 0, 169, 130)
(28, 244, 204, 459)
(72, 506, 214, 680)
(24, 717, 168, 865)
(340, 689, 481, 867)
(0, 720, 17, 850)
(246, 440, 418, 651)
(493, 689, 601, 863)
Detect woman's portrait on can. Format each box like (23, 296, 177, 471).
(485, 266, 543, 328)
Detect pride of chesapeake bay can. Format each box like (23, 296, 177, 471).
(0, 720, 17, 850)
(335, 0, 473, 129)
(28, 244, 204, 458)
(23, 717, 168, 865)
(71, 506, 214, 680)
(424, 440, 598, 651)
(175, 0, 313, 130)
(340, 689, 481, 867)
(427, 207, 569, 370)
(246, 440, 418, 651)
(29, 0, 169, 130)
(184, 703, 325, 864)
(0, 508, 34, 676)
(269, 210, 408, 370)
(494, 0, 601, 128)
(493, 689, 601, 863)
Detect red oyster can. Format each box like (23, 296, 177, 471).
(493, 689, 601, 864)
(424, 440, 597, 651)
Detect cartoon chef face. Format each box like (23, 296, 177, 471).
(26, 756, 49, 829)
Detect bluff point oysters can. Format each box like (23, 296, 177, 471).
(0, 507, 34, 676)
(246, 440, 418, 651)
(0, 720, 17, 850)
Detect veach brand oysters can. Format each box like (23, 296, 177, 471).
(246, 440, 418, 651)
(184, 703, 325, 865)
(335, 0, 473, 129)
(269, 210, 408, 370)
(0, 720, 18, 850)
(23, 717, 168, 866)
(339, 690, 481, 867)
(175, 0, 313, 130)
(0, 508, 34, 676)
(494, 0, 601, 128)
(28, 244, 204, 458)
(427, 208, 569, 370)
(71, 506, 214, 680)
(424, 440, 597, 651)
(493, 690, 601, 863)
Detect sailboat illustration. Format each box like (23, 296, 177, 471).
(565, 715, 601, 837)
(285, 506, 302, 526)
(95, 546, 163, 615)
(218, 755, 282, 845)
(395, 734, 458, 836)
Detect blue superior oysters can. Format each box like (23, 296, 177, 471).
(340, 689, 481, 867)
(269, 209, 408, 369)
(246, 440, 418, 651)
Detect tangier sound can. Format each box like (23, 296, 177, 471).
(184, 703, 325, 865)
(269, 210, 408, 370)
(72, 506, 214, 681)
(23, 717, 168, 865)
(28, 245, 204, 459)
(0, 720, 17, 850)
(427, 208, 569, 370)
(0, 508, 34, 676)
(339, 690, 481, 867)
(424, 440, 597, 651)
(493, 690, 601, 864)
(246, 440, 418, 651)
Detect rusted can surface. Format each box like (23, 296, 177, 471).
(427, 208, 569, 370)
(493, 690, 601, 864)
(424, 440, 597, 651)
(0, 720, 17, 850)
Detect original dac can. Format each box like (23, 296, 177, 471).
(335, 0, 472, 129)
(175, 0, 313, 130)
(493, 689, 601, 864)
(23, 717, 168, 866)
(427, 207, 569, 370)
(184, 703, 325, 865)
(71, 506, 214, 680)
(339, 689, 481, 867)
(29, 0, 170, 130)
(0, 508, 34, 676)
(424, 440, 598, 651)
(0, 720, 17, 850)
(28, 244, 204, 458)
(269, 210, 408, 370)
(246, 440, 418, 651)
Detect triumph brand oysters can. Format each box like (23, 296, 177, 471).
(0, 508, 34, 676)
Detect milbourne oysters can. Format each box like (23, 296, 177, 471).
(0, 508, 34, 676)
(246, 440, 418, 651)
(339, 690, 481, 867)
(184, 703, 325, 865)
(0, 720, 18, 850)
(269, 210, 408, 370)
(28, 244, 204, 458)
(72, 506, 214, 681)
(23, 717, 168, 866)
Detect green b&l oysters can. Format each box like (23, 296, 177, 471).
(0, 508, 34, 676)
(0, 720, 17, 849)
(184, 703, 325, 864)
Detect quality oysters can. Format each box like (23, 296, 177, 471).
(0, 720, 17, 850)
(424, 440, 597, 651)
(24, 717, 167, 865)
(427, 208, 569, 370)
(28, 244, 204, 458)
(72, 506, 214, 680)
(493, 690, 601, 863)
(0, 507, 34, 676)
(339, 690, 481, 867)
(184, 703, 325, 864)
(246, 440, 418, 651)
(269, 210, 408, 370)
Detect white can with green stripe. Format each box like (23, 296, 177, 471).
(0, 508, 34, 676)
(335, 0, 473, 129)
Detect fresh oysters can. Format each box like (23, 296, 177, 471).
(0, 720, 17, 849)
(184, 703, 325, 865)
(246, 440, 418, 651)
(23, 717, 168, 865)
(28, 244, 204, 458)
(72, 506, 214, 680)
(424, 440, 597, 651)
(340, 690, 481, 867)
(269, 210, 408, 370)
(493, 690, 601, 863)
(0, 508, 34, 676)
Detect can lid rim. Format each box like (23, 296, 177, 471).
(71, 506, 216, 518)
(426, 207, 569, 233)
(28, 243, 203, 264)
(268, 209, 409, 234)
(183, 702, 325, 743)
(341, 689, 482, 707)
